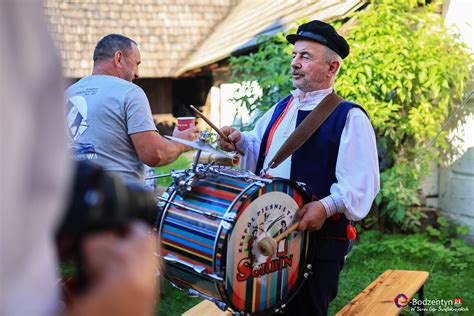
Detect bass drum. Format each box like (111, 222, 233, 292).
(157, 167, 313, 315)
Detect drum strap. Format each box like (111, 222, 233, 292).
(263, 92, 344, 173)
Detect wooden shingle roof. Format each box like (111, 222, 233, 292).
(45, 0, 365, 78)
(45, 0, 238, 78)
(176, 0, 365, 76)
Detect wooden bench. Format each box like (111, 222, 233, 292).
(182, 299, 231, 316)
(337, 269, 429, 316)
(183, 269, 429, 316)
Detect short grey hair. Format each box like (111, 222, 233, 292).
(323, 46, 342, 78)
(93, 34, 137, 62)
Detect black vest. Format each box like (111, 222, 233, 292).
(256, 95, 367, 259)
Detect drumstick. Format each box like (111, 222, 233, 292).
(257, 221, 300, 256)
(189, 105, 228, 141)
(274, 222, 299, 243)
(189, 105, 245, 156)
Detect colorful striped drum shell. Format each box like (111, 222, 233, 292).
(158, 169, 311, 314)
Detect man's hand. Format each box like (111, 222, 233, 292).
(218, 126, 241, 152)
(66, 222, 159, 316)
(172, 126, 198, 141)
(172, 126, 198, 152)
(296, 201, 327, 232)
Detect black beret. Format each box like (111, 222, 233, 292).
(286, 20, 350, 59)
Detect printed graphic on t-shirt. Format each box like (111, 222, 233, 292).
(66, 95, 97, 160)
(70, 142, 97, 160)
(67, 95, 88, 141)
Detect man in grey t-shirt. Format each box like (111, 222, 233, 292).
(65, 34, 197, 181)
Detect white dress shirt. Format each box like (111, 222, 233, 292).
(236, 88, 380, 221)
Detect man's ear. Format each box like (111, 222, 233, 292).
(328, 60, 340, 77)
(113, 51, 123, 68)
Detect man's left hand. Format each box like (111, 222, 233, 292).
(296, 201, 327, 231)
(172, 126, 199, 141)
(171, 126, 199, 152)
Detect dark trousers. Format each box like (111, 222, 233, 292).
(279, 257, 346, 316)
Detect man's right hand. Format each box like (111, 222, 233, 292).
(66, 222, 159, 316)
(218, 126, 241, 152)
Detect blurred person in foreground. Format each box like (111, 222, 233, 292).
(65, 34, 198, 183)
(0, 1, 158, 316)
(218, 20, 380, 315)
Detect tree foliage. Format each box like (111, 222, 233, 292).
(229, 0, 473, 229)
(229, 26, 298, 129)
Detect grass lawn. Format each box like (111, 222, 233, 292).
(327, 232, 474, 315)
(153, 154, 192, 188)
(157, 231, 473, 315)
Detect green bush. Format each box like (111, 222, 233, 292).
(229, 0, 473, 230)
(356, 230, 474, 271)
(229, 32, 294, 130)
(426, 216, 470, 244)
(337, 0, 472, 228)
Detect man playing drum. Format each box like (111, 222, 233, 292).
(218, 20, 380, 316)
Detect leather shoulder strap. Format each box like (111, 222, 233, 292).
(264, 92, 344, 172)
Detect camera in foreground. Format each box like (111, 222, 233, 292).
(55, 161, 157, 288)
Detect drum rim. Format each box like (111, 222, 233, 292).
(156, 184, 179, 282)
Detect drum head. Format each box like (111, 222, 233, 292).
(220, 179, 312, 314)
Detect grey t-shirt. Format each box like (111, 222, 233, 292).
(65, 75, 157, 180)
